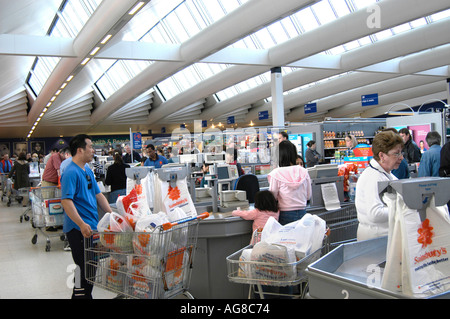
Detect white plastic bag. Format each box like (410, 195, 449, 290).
(116, 184, 151, 229)
(98, 212, 134, 252)
(250, 241, 296, 281)
(133, 212, 170, 256)
(261, 214, 326, 259)
(382, 193, 450, 297)
(153, 173, 197, 218)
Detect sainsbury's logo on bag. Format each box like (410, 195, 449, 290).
(417, 219, 434, 248)
(414, 247, 448, 265)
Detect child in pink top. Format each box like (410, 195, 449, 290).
(232, 190, 279, 232)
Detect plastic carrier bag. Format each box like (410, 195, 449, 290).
(382, 193, 450, 297)
(250, 241, 297, 281)
(127, 171, 155, 209)
(132, 212, 169, 257)
(153, 172, 197, 218)
(116, 184, 151, 230)
(98, 212, 134, 252)
(261, 214, 326, 259)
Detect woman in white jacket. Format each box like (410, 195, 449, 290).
(268, 140, 312, 225)
(355, 131, 404, 241)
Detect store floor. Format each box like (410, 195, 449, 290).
(0, 198, 116, 299)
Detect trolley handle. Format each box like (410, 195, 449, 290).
(162, 212, 209, 231)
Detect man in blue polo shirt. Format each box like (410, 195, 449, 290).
(61, 134, 112, 299)
(144, 143, 168, 168)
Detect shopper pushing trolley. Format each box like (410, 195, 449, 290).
(61, 134, 112, 299)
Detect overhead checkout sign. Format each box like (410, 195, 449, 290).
(304, 103, 317, 114)
(361, 93, 378, 106)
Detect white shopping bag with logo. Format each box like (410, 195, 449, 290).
(382, 193, 450, 297)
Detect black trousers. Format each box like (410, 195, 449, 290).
(66, 229, 94, 299)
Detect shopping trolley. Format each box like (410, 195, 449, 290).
(84, 212, 209, 299)
(308, 203, 358, 251)
(18, 187, 32, 223)
(226, 228, 329, 299)
(0, 173, 8, 202)
(30, 186, 65, 252)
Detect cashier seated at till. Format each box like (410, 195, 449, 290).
(355, 131, 404, 241)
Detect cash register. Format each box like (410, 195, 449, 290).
(307, 164, 345, 206)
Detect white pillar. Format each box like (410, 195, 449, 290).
(271, 67, 285, 127)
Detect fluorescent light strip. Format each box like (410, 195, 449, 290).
(101, 34, 112, 44)
(129, 2, 145, 15)
(81, 58, 90, 65)
(90, 47, 100, 56)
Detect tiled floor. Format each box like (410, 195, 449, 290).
(0, 196, 116, 299)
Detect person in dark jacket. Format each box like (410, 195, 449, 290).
(105, 152, 130, 203)
(122, 144, 141, 163)
(398, 128, 421, 163)
(8, 152, 30, 206)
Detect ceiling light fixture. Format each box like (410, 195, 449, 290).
(129, 2, 145, 15)
(100, 34, 112, 44)
(81, 58, 90, 65)
(90, 47, 100, 56)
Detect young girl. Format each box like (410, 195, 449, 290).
(232, 190, 279, 232)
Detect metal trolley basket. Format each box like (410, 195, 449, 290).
(226, 229, 329, 299)
(30, 186, 65, 251)
(84, 213, 209, 299)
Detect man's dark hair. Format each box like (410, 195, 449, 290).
(398, 128, 411, 136)
(69, 134, 92, 156)
(146, 144, 155, 151)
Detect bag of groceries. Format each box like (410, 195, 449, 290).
(97, 212, 134, 252)
(116, 184, 151, 230)
(132, 212, 170, 256)
(261, 214, 326, 259)
(382, 193, 450, 297)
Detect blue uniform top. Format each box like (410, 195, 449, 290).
(61, 161, 100, 233)
(144, 155, 168, 168)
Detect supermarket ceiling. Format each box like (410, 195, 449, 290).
(0, 0, 449, 139)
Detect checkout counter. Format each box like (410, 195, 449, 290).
(187, 160, 254, 298)
(307, 177, 450, 299)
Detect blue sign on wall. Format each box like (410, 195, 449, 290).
(361, 93, 378, 106)
(304, 103, 317, 114)
(202, 120, 208, 128)
(258, 110, 269, 120)
(227, 116, 235, 124)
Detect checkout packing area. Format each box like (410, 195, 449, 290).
(86, 111, 450, 300)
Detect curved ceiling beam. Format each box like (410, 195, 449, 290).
(247, 17, 450, 121)
(90, 0, 322, 125)
(27, 0, 143, 125)
(167, 0, 450, 124)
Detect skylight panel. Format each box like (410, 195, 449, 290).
(351, 0, 376, 10)
(294, 8, 319, 33)
(430, 9, 450, 22)
(311, 1, 337, 25)
(329, 0, 352, 17)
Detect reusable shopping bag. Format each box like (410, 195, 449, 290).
(382, 193, 450, 297)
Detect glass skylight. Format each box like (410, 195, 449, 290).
(26, 0, 102, 96)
